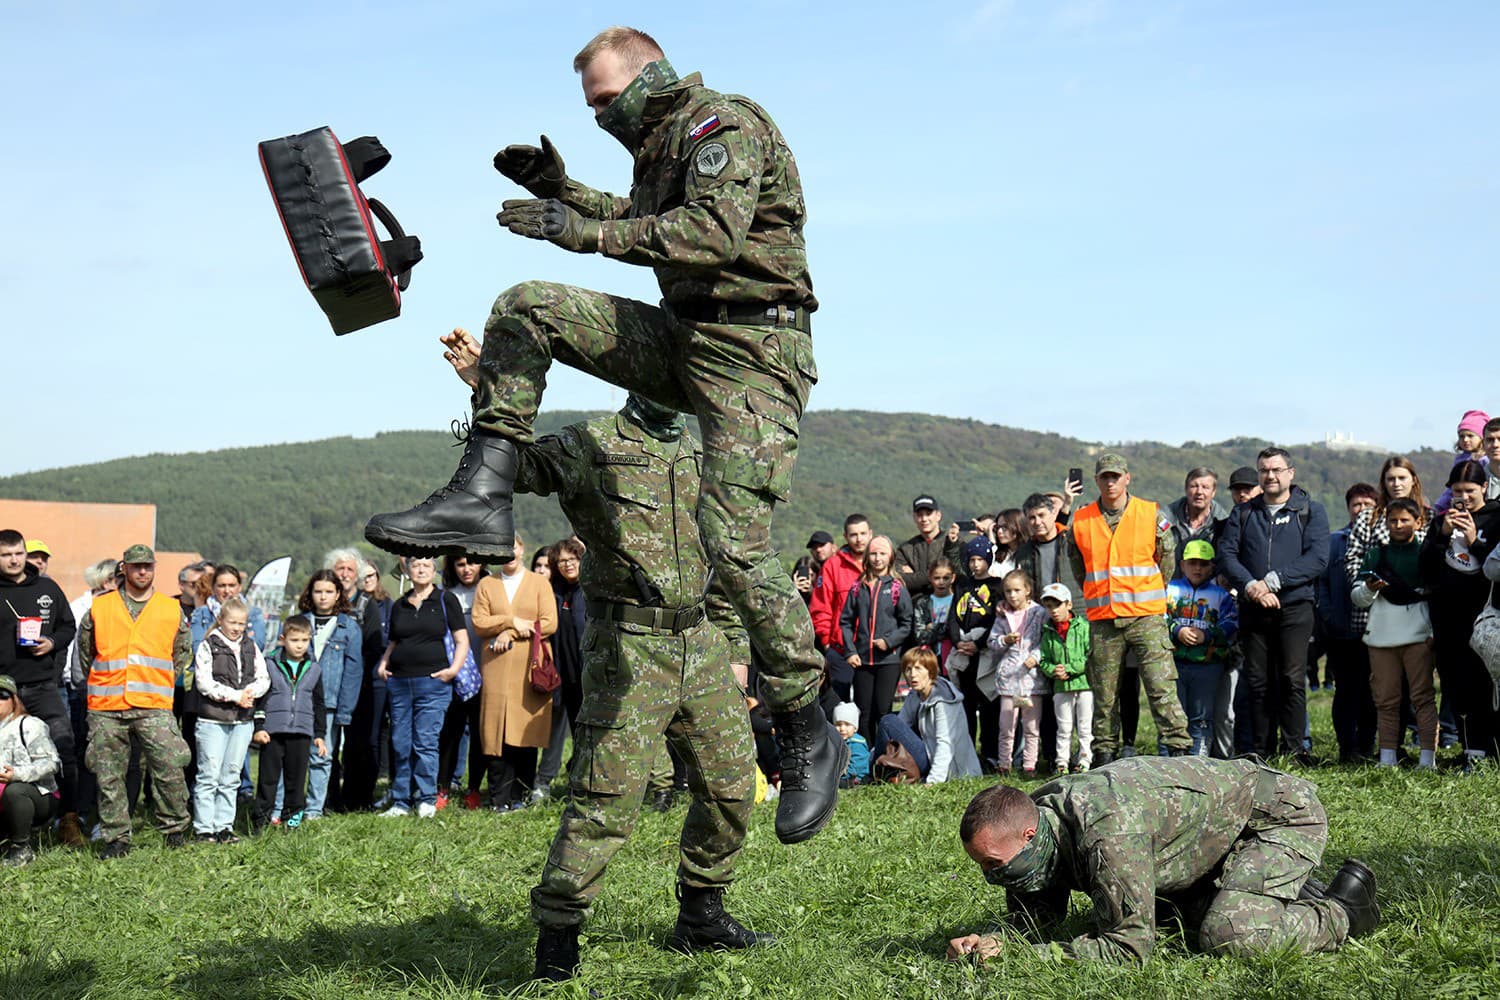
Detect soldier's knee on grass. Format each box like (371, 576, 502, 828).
(1197, 908, 1273, 956)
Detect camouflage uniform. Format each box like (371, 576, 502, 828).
(1068, 499, 1190, 754)
(75, 593, 194, 843)
(472, 71, 820, 716)
(997, 756, 1349, 960)
(520, 411, 756, 928)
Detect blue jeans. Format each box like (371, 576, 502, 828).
(193, 720, 254, 834)
(1176, 661, 1224, 757)
(876, 713, 930, 777)
(304, 712, 340, 818)
(387, 674, 450, 807)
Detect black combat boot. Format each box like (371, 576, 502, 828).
(533, 924, 580, 982)
(668, 885, 775, 952)
(771, 702, 847, 845)
(364, 429, 518, 558)
(1166, 747, 1193, 757)
(1324, 858, 1380, 937)
(1093, 750, 1115, 768)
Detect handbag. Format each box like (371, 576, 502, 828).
(1470, 584, 1500, 707)
(529, 631, 561, 695)
(439, 590, 482, 702)
(872, 740, 922, 785)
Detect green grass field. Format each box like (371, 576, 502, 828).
(6, 690, 1500, 1000)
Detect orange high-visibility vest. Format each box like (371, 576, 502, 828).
(1071, 497, 1168, 621)
(88, 590, 181, 711)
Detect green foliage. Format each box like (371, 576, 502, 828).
(0, 411, 1452, 577)
(3, 694, 1499, 998)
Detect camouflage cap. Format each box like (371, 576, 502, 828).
(122, 544, 156, 564)
(0, 674, 17, 697)
(1094, 453, 1129, 475)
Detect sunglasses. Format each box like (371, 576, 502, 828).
(0, 692, 13, 701)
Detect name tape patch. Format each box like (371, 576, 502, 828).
(596, 454, 651, 467)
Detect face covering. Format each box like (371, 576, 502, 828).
(623, 394, 685, 442)
(982, 811, 1059, 894)
(596, 58, 680, 151)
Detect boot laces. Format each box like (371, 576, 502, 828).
(421, 419, 477, 505)
(776, 720, 816, 790)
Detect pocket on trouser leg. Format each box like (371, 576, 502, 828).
(701, 386, 800, 503)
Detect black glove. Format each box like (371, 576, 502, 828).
(493, 135, 566, 198)
(496, 199, 600, 254)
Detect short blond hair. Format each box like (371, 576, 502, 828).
(573, 26, 664, 74)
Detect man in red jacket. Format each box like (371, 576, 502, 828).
(809, 514, 871, 701)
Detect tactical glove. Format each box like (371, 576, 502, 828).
(493, 135, 567, 198)
(496, 199, 600, 254)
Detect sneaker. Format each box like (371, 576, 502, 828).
(379, 804, 411, 818)
(529, 787, 550, 805)
(215, 830, 242, 845)
(416, 802, 437, 819)
(435, 791, 450, 811)
(88, 823, 104, 843)
(284, 811, 305, 830)
(3, 844, 36, 867)
(463, 790, 483, 810)
(270, 817, 282, 827)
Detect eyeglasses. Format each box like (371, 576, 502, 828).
(555, 557, 580, 566)
(1259, 467, 1291, 477)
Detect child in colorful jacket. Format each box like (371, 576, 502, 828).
(1165, 540, 1239, 756)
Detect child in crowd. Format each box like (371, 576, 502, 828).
(1165, 541, 1239, 757)
(833, 702, 871, 786)
(1432, 409, 1491, 515)
(840, 535, 913, 748)
(911, 558, 957, 665)
(1037, 584, 1092, 773)
(946, 537, 1000, 766)
(252, 617, 328, 830)
(1352, 498, 1438, 769)
(192, 596, 269, 843)
(985, 570, 1047, 776)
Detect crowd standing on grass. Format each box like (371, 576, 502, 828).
(2, 412, 1499, 867)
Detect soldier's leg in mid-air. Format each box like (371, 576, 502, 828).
(365, 282, 692, 557)
(86, 711, 134, 845)
(1127, 617, 1191, 752)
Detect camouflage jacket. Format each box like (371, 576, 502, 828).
(514, 412, 745, 651)
(558, 72, 817, 311)
(1005, 756, 1279, 962)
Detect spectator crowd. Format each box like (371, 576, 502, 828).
(3, 410, 1500, 866)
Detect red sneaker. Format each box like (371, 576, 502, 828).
(463, 790, 482, 810)
(435, 791, 450, 811)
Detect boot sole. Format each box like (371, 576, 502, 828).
(775, 731, 850, 845)
(363, 522, 514, 559)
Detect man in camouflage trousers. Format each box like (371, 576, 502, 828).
(950, 756, 1380, 963)
(509, 393, 770, 981)
(1067, 453, 1192, 760)
(75, 545, 194, 858)
(365, 25, 843, 847)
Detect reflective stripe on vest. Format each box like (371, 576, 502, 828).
(1072, 498, 1169, 621)
(88, 591, 182, 711)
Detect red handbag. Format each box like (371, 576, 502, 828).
(529, 632, 560, 695)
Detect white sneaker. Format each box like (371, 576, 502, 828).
(529, 787, 549, 805)
(379, 804, 411, 818)
(416, 802, 437, 819)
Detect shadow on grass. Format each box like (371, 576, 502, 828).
(0, 957, 98, 1000)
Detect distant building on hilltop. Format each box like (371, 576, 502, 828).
(1324, 431, 1381, 453)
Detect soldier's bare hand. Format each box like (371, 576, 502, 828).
(440, 328, 482, 388)
(946, 933, 1002, 962)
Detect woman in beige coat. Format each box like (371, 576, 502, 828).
(471, 542, 558, 811)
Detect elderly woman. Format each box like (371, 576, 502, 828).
(0, 675, 63, 865)
(471, 543, 557, 811)
(375, 557, 469, 818)
(876, 648, 983, 784)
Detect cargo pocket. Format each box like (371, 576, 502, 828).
(707, 386, 801, 502)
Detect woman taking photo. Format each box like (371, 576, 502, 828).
(375, 557, 469, 818)
(471, 541, 557, 810)
(0, 675, 62, 866)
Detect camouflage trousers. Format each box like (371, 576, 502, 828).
(1175, 769, 1349, 955)
(86, 708, 191, 844)
(530, 617, 756, 928)
(1087, 615, 1191, 754)
(473, 280, 821, 712)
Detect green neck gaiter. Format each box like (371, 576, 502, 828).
(596, 59, 680, 152)
(623, 394, 685, 442)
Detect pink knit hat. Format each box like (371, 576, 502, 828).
(1459, 409, 1490, 437)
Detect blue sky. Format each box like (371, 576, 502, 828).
(5, 1, 1496, 474)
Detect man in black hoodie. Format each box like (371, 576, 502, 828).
(0, 528, 82, 846)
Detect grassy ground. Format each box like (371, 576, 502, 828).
(6, 689, 1500, 1000)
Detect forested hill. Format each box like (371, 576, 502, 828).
(0, 410, 1452, 575)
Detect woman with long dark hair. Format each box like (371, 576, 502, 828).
(288, 569, 365, 818)
(436, 553, 488, 809)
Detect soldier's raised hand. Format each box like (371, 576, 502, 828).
(440, 328, 482, 388)
(494, 135, 567, 198)
(497, 199, 600, 254)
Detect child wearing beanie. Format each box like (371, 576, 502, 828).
(1433, 409, 1491, 515)
(833, 702, 871, 785)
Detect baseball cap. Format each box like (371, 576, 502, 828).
(24, 540, 51, 557)
(122, 544, 156, 564)
(1094, 453, 1129, 476)
(1040, 583, 1072, 604)
(0, 674, 17, 698)
(911, 494, 939, 512)
(806, 530, 835, 549)
(1182, 540, 1216, 562)
(1228, 467, 1258, 488)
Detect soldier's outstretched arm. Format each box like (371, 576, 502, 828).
(1065, 838, 1158, 963)
(559, 178, 632, 221)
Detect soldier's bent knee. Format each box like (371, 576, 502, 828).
(1198, 912, 1269, 957)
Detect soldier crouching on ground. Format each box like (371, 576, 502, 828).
(363, 25, 844, 849)
(948, 756, 1379, 963)
(441, 331, 767, 982)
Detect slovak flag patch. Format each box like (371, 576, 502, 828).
(689, 114, 722, 141)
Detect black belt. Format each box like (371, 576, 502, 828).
(670, 300, 812, 333)
(587, 600, 706, 634)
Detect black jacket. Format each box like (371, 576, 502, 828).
(0, 568, 76, 687)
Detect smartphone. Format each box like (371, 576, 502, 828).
(1068, 467, 1084, 490)
(956, 518, 977, 532)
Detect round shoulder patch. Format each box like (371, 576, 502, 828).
(694, 141, 730, 178)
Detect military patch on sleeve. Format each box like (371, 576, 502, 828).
(689, 114, 722, 141)
(694, 141, 730, 178)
